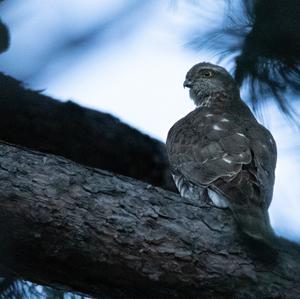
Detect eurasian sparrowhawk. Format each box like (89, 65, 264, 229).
(166, 62, 277, 243)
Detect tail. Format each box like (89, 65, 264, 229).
(233, 207, 275, 247)
(232, 208, 279, 262)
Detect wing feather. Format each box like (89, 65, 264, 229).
(167, 109, 252, 187)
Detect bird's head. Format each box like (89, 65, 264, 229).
(184, 62, 240, 107)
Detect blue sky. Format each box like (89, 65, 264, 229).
(0, 0, 299, 241)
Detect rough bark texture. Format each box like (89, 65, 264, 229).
(0, 73, 175, 191)
(0, 141, 299, 299)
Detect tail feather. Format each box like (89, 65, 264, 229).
(233, 208, 275, 247)
(234, 209, 279, 262)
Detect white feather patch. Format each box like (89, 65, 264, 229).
(223, 157, 232, 164)
(208, 189, 229, 208)
(213, 124, 222, 131)
(221, 118, 230, 122)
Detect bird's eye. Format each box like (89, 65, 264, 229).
(201, 70, 214, 78)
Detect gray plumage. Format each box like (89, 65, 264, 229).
(166, 62, 277, 243)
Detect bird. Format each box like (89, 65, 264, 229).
(166, 62, 277, 244)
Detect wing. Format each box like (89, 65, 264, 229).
(166, 108, 276, 208)
(167, 109, 251, 187)
(166, 108, 277, 242)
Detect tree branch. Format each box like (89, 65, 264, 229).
(0, 141, 299, 298)
(0, 72, 175, 191)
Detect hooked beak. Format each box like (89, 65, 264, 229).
(183, 79, 193, 88)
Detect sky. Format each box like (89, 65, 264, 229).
(0, 0, 299, 242)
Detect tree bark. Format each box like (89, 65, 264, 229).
(0, 141, 299, 299)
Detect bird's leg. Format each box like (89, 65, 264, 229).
(172, 174, 207, 201)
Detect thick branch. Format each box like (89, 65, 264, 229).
(0, 72, 175, 191)
(0, 142, 299, 298)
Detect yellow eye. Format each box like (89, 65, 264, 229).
(201, 70, 214, 78)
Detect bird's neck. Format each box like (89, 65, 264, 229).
(194, 91, 235, 108)
(194, 90, 254, 121)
